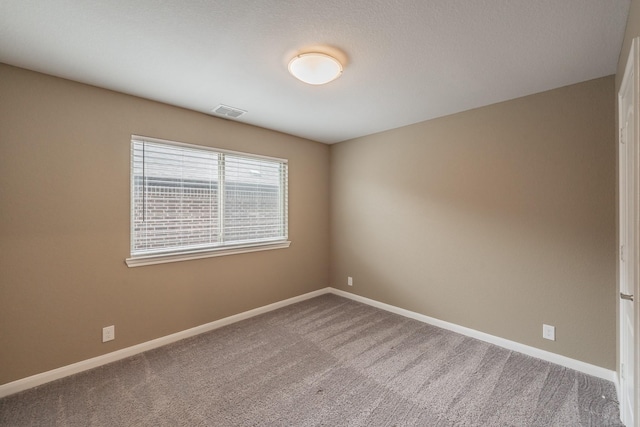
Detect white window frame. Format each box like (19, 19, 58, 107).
(125, 135, 290, 267)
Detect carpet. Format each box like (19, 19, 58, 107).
(0, 294, 623, 426)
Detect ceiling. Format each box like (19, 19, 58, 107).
(0, 0, 631, 144)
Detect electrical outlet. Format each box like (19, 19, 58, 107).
(542, 324, 555, 341)
(347, 276, 353, 286)
(102, 325, 115, 342)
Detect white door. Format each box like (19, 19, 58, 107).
(620, 86, 635, 427)
(619, 37, 640, 427)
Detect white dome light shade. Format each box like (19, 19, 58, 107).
(288, 53, 343, 85)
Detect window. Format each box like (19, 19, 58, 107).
(126, 136, 289, 267)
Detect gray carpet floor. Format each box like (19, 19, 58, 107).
(0, 294, 623, 426)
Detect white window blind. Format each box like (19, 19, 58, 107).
(130, 137, 288, 259)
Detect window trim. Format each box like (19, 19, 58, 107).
(125, 240, 291, 267)
(126, 135, 290, 267)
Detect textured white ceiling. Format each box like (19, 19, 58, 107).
(0, 0, 631, 143)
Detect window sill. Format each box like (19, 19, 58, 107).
(125, 241, 291, 267)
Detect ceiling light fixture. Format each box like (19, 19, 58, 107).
(288, 53, 343, 85)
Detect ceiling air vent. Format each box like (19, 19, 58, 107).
(212, 104, 247, 119)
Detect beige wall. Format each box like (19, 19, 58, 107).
(330, 76, 616, 369)
(0, 64, 330, 385)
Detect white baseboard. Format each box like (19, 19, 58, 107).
(1, 286, 618, 399)
(0, 288, 331, 399)
(329, 288, 618, 385)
